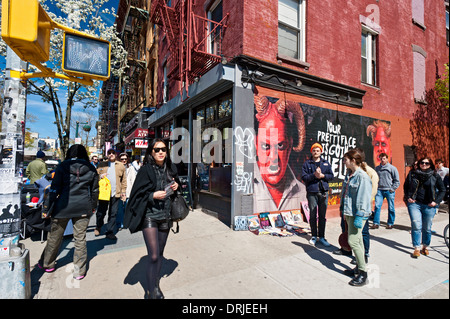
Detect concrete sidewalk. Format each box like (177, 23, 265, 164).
(22, 206, 449, 299)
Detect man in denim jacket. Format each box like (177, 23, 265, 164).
(301, 143, 334, 246)
(371, 153, 400, 229)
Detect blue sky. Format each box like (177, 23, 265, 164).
(2, 0, 120, 141)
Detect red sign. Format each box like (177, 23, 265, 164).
(125, 128, 148, 145)
(135, 139, 148, 149)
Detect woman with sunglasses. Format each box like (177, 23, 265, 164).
(124, 138, 179, 298)
(404, 157, 446, 258)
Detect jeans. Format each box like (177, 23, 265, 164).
(373, 189, 396, 226)
(116, 198, 128, 229)
(307, 192, 328, 238)
(96, 197, 119, 234)
(407, 202, 437, 248)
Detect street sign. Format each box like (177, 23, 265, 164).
(62, 32, 111, 81)
(1, 0, 52, 62)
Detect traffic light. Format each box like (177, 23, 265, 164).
(1, 0, 51, 63)
(62, 32, 111, 81)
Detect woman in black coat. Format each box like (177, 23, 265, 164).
(124, 138, 179, 299)
(38, 144, 99, 280)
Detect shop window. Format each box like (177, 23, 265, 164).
(278, 0, 306, 61)
(361, 26, 378, 86)
(218, 95, 232, 119)
(194, 92, 233, 196)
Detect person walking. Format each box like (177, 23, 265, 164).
(90, 155, 99, 168)
(334, 148, 378, 264)
(301, 142, 334, 246)
(116, 152, 137, 230)
(26, 150, 48, 184)
(95, 149, 127, 240)
(340, 149, 372, 286)
(123, 138, 179, 299)
(371, 153, 400, 229)
(435, 159, 449, 181)
(404, 157, 446, 258)
(37, 144, 99, 280)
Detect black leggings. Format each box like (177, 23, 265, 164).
(142, 222, 170, 294)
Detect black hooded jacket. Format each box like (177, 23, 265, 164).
(47, 159, 99, 219)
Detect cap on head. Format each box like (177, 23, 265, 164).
(310, 143, 323, 153)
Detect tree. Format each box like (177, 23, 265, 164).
(0, 0, 128, 160)
(435, 63, 449, 109)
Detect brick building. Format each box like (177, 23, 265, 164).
(125, 0, 449, 227)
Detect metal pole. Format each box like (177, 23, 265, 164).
(0, 46, 31, 299)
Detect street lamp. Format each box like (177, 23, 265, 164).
(75, 121, 91, 138)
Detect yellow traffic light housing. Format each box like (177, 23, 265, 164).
(1, 0, 111, 85)
(62, 32, 111, 81)
(1, 0, 51, 62)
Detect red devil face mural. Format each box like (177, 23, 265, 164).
(367, 120, 392, 166)
(253, 95, 307, 211)
(256, 109, 292, 186)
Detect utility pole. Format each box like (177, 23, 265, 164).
(0, 46, 31, 299)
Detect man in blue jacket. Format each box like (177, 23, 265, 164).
(302, 143, 334, 246)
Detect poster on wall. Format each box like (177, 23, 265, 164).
(252, 94, 391, 212)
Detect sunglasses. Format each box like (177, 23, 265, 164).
(153, 147, 167, 153)
(420, 161, 430, 166)
(120, 158, 127, 161)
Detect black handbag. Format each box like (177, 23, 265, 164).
(170, 191, 189, 233)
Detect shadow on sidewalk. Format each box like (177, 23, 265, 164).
(292, 241, 352, 275)
(30, 235, 119, 298)
(123, 256, 178, 297)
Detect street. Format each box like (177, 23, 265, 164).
(19, 205, 449, 300)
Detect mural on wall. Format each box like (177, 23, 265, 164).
(252, 94, 391, 212)
(253, 95, 307, 213)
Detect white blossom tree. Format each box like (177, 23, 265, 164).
(0, 0, 128, 159)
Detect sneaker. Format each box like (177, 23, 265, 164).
(37, 263, 55, 273)
(105, 232, 117, 240)
(309, 237, 317, 245)
(318, 238, 331, 247)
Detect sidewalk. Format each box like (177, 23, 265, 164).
(22, 206, 449, 299)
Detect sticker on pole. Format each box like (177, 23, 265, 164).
(62, 32, 111, 81)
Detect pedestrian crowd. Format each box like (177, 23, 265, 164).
(27, 140, 448, 296)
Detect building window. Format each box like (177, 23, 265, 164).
(412, 0, 426, 30)
(163, 64, 168, 104)
(208, 0, 223, 55)
(412, 45, 427, 103)
(361, 27, 378, 86)
(278, 0, 306, 61)
(446, 3, 449, 45)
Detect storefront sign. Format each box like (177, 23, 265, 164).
(135, 139, 148, 149)
(125, 128, 148, 145)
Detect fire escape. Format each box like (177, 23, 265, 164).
(150, 0, 229, 100)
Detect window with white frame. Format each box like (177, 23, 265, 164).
(278, 0, 306, 61)
(361, 27, 378, 86)
(208, 0, 223, 56)
(163, 64, 168, 104)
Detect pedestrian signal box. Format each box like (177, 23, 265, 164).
(62, 32, 111, 81)
(1, 0, 52, 62)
